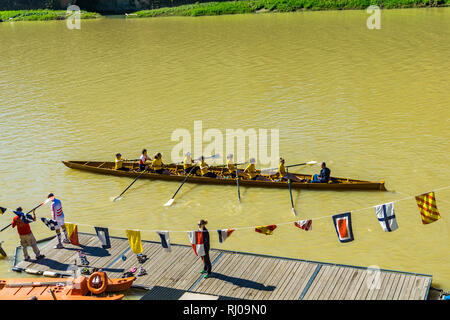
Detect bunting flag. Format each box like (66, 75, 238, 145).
(126, 230, 143, 254)
(255, 225, 277, 235)
(65, 223, 80, 245)
(95, 227, 111, 249)
(187, 231, 205, 257)
(0, 207, 6, 215)
(217, 229, 235, 243)
(415, 192, 441, 224)
(332, 212, 354, 243)
(294, 220, 312, 231)
(156, 231, 171, 252)
(374, 202, 398, 232)
(40, 217, 58, 231)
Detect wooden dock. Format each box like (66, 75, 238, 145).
(11, 233, 432, 300)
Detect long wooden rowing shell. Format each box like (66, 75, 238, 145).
(62, 161, 387, 191)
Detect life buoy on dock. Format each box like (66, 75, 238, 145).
(87, 272, 108, 295)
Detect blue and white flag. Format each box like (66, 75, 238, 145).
(40, 217, 58, 230)
(95, 227, 111, 249)
(14, 211, 34, 224)
(374, 202, 398, 232)
(217, 229, 235, 243)
(156, 231, 171, 252)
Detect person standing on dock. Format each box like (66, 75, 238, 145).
(139, 149, 152, 171)
(12, 207, 45, 262)
(48, 193, 70, 249)
(198, 219, 211, 278)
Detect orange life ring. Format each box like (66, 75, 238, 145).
(87, 272, 108, 295)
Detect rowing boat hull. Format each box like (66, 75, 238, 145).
(62, 161, 387, 191)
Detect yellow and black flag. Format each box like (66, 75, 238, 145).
(415, 192, 441, 224)
(0, 207, 6, 215)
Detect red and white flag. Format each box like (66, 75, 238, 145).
(294, 220, 312, 231)
(187, 231, 206, 257)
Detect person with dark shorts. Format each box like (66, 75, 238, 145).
(198, 219, 211, 278)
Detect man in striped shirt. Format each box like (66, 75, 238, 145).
(48, 193, 70, 249)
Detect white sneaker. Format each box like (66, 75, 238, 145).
(63, 239, 71, 244)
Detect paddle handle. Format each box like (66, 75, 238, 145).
(0, 200, 47, 232)
(117, 169, 148, 198)
(171, 166, 196, 199)
(236, 168, 241, 203)
(287, 168, 296, 216)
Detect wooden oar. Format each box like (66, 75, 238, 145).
(287, 168, 297, 216)
(260, 161, 317, 175)
(111, 168, 149, 202)
(0, 199, 50, 232)
(236, 166, 241, 203)
(164, 153, 220, 207)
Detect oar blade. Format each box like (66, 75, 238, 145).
(292, 208, 297, 216)
(0, 207, 6, 215)
(111, 196, 122, 202)
(306, 161, 317, 166)
(164, 198, 175, 207)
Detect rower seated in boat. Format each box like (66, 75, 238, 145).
(278, 158, 304, 182)
(199, 156, 217, 178)
(226, 154, 240, 176)
(114, 153, 129, 171)
(183, 152, 198, 175)
(151, 153, 171, 175)
(244, 158, 269, 181)
(311, 162, 331, 183)
(139, 149, 152, 171)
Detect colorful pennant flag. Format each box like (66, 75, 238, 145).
(217, 229, 235, 243)
(415, 192, 441, 224)
(126, 230, 143, 254)
(156, 231, 171, 252)
(40, 217, 58, 231)
(0, 207, 6, 215)
(187, 231, 205, 257)
(374, 202, 398, 232)
(255, 225, 277, 235)
(332, 212, 354, 243)
(95, 227, 111, 249)
(65, 223, 80, 246)
(294, 220, 312, 231)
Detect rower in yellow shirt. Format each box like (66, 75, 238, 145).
(199, 156, 217, 178)
(226, 154, 237, 176)
(278, 158, 303, 182)
(243, 158, 269, 181)
(183, 152, 198, 175)
(151, 153, 171, 175)
(114, 153, 129, 171)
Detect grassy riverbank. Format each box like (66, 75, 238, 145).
(0, 10, 101, 22)
(129, 0, 450, 17)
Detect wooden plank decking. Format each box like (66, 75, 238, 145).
(11, 233, 432, 300)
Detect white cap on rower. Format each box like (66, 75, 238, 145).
(249, 158, 256, 164)
(227, 154, 233, 159)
